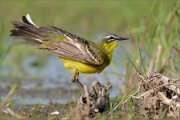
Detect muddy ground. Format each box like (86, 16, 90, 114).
(0, 73, 180, 120)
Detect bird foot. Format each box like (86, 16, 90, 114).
(72, 79, 84, 88)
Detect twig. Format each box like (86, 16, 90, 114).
(0, 84, 17, 106)
(0, 106, 24, 119)
(109, 85, 141, 115)
(158, 92, 180, 108)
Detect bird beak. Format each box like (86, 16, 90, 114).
(114, 36, 129, 41)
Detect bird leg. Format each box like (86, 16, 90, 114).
(72, 71, 83, 88)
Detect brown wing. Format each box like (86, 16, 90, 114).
(39, 26, 106, 65)
(10, 15, 105, 65)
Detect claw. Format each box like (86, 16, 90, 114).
(72, 70, 83, 88)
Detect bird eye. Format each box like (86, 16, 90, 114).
(108, 36, 114, 39)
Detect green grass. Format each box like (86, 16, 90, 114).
(0, 0, 180, 119)
(123, 0, 180, 93)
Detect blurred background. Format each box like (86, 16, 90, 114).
(0, 0, 179, 106)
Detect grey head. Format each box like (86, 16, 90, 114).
(95, 33, 129, 43)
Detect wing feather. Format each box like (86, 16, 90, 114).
(40, 26, 106, 65)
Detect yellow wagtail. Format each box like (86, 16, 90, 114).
(10, 14, 128, 87)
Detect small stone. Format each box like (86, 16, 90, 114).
(50, 111, 59, 115)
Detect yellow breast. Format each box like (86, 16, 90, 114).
(60, 57, 109, 74)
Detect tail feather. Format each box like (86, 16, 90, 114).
(22, 14, 38, 27)
(10, 14, 43, 44)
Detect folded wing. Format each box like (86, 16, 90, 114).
(40, 26, 105, 65)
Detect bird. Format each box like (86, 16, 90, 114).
(10, 14, 129, 87)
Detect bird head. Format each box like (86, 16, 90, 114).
(96, 33, 129, 54)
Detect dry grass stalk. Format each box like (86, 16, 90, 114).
(64, 81, 112, 120)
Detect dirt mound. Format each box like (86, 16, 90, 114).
(140, 73, 180, 118)
(64, 81, 112, 120)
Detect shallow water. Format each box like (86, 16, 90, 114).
(0, 45, 128, 105)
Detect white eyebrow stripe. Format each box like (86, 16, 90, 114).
(104, 34, 120, 39)
(104, 35, 114, 38)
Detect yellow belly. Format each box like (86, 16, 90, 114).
(60, 57, 108, 74)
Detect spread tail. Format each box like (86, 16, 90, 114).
(10, 14, 43, 44)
